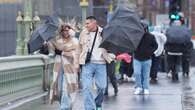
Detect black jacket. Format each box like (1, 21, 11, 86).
(134, 32, 158, 61)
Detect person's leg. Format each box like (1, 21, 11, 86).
(104, 74, 108, 95)
(50, 61, 62, 104)
(119, 61, 125, 81)
(60, 71, 72, 110)
(171, 55, 179, 81)
(107, 61, 118, 95)
(94, 64, 107, 108)
(167, 55, 177, 80)
(182, 55, 190, 76)
(150, 56, 160, 82)
(128, 60, 134, 78)
(81, 64, 96, 110)
(133, 59, 142, 94)
(150, 55, 155, 79)
(142, 59, 152, 92)
(105, 63, 111, 96)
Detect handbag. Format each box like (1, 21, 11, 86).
(85, 27, 99, 63)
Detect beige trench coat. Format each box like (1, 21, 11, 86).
(78, 26, 115, 65)
(49, 37, 79, 104)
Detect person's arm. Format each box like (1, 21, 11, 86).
(102, 48, 116, 64)
(151, 35, 158, 53)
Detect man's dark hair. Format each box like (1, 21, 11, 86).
(86, 16, 96, 20)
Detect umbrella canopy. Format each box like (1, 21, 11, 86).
(166, 26, 191, 44)
(100, 4, 145, 54)
(28, 16, 60, 54)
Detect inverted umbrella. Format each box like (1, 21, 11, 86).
(100, 5, 145, 54)
(28, 16, 59, 54)
(166, 26, 191, 44)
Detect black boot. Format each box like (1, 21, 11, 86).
(172, 73, 179, 81)
(104, 91, 108, 96)
(183, 72, 189, 77)
(114, 88, 118, 96)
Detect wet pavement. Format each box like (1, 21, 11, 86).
(15, 68, 195, 110)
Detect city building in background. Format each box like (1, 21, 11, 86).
(0, 0, 195, 56)
(0, 0, 82, 56)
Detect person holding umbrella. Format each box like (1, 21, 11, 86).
(78, 16, 115, 110)
(133, 24, 158, 95)
(165, 20, 192, 80)
(49, 24, 79, 110)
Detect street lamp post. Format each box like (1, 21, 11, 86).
(16, 0, 40, 55)
(16, 11, 24, 55)
(107, 0, 113, 23)
(32, 11, 41, 30)
(23, 0, 32, 55)
(80, 0, 88, 25)
(23, 12, 32, 55)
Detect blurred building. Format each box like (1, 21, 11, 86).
(0, 0, 81, 57)
(136, 0, 195, 33)
(0, 0, 195, 57)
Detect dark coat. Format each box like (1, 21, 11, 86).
(134, 32, 158, 61)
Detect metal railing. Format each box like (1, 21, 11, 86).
(0, 55, 54, 110)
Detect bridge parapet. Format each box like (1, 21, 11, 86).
(0, 55, 54, 110)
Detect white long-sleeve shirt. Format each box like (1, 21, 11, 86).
(151, 31, 167, 57)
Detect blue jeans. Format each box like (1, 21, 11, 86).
(81, 63, 107, 110)
(60, 67, 71, 110)
(133, 59, 152, 89)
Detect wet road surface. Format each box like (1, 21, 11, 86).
(15, 68, 195, 110)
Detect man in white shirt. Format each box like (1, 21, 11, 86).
(78, 16, 115, 110)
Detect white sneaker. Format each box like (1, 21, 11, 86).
(143, 89, 149, 95)
(129, 77, 135, 82)
(167, 72, 172, 78)
(134, 88, 142, 95)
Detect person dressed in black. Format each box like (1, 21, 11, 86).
(182, 41, 193, 77)
(133, 25, 158, 95)
(165, 20, 192, 81)
(119, 55, 134, 82)
(104, 61, 118, 96)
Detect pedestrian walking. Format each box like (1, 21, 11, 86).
(133, 25, 158, 95)
(78, 16, 115, 110)
(48, 35, 64, 105)
(60, 24, 79, 110)
(165, 20, 192, 81)
(181, 40, 193, 77)
(49, 24, 79, 110)
(117, 53, 134, 82)
(150, 26, 167, 83)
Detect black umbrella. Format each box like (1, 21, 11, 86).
(166, 26, 191, 44)
(100, 4, 144, 54)
(28, 16, 59, 54)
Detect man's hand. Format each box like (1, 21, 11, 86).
(106, 53, 116, 64)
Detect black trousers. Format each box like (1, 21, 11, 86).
(181, 54, 190, 74)
(105, 61, 118, 93)
(167, 54, 181, 80)
(119, 60, 134, 78)
(150, 55, 160, 79)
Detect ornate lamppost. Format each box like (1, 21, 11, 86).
(80, 0, 89, 25)
(16, 0, 40, 55)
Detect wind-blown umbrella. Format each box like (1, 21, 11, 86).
(100, 3, 145, 54)
(28, 16, 60, 54)
(166, 26, 191, 44)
